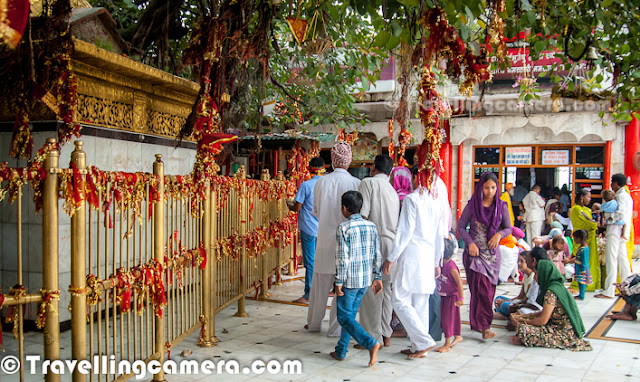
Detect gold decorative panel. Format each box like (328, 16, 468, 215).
(0, 39, 199, 141)
(75, 94, 134, 130)
(147, 110, 187, 137)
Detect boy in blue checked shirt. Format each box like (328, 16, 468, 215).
(330, 191, 383, 366)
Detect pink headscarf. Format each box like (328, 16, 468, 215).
(331, 142, 352, 169)
(391, 167, 413, 201)
(511, 226, 525, 240)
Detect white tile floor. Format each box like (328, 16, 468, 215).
(157, 257, 640, 381)
(605, 317, 640, 342)
(2, 257, 639, 381)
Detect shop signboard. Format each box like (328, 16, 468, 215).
(541, 150, 570, 165)
(489, 31, 571, 81)
(505, 147, 532, 165)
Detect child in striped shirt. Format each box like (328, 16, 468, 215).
(330, 190, 383, 367)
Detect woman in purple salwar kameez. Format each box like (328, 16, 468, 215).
(457, 173, 512, 339)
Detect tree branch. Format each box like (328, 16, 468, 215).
(269, 76, 307, 106)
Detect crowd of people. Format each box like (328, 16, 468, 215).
(286, 142, 638, 367)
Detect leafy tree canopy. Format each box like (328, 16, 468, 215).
(88, 0, 640, 130)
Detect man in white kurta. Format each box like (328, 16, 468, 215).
(429, 175, 452, 341)
(357, 155, 399, 347)
(306, 142, 361, 336)
(383, 167, 444, 358)
(522, 185, 545, 247)
(598, 174, 634, 298)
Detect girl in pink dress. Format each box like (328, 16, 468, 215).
(436, 234, 464, 352)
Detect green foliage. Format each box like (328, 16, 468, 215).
(88, 0, 141, 32)
(261, 0, 407, 131)
(267, 10, 389, 130)
(88, 0, 640, 128)
(503, 0, 640, 121)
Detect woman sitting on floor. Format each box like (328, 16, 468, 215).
(510, 258, 592, 351)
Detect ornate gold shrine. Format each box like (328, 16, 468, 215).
(0, 39, 200, 141)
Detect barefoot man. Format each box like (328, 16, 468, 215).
(607, 273, 640, 321)
(383, 166, 444, 359)
(357, 155, 399, 348)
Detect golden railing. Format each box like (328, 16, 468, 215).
(0, 139, 299, 382)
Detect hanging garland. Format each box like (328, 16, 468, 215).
(309, 140, 320, 159)
(36, 289, 60, 329)
(387, 119, 395, 161)
(49, 48, 81, 148)
(337, 128, 358, 145)
(5, 285, 25, 340)
(67, 285, 87, 313)
(9, 96, 32, 159)
(288, 141, 311, 188)
(191, 133, 238, 210)
(419, 8, 492, 97)
(0, 141, 56, 212)
(397, 128, 412, 167)
(213, 213, 297, 261)
(488, 0, 508, 60)
(8, 40, 80, 158)
(415, 65, 450, 192)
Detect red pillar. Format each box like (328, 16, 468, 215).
(440, 120, 452, 198)
(604, 140, 612, 189)
(624, 115, 640, 244)
(457, 141, 464, 221)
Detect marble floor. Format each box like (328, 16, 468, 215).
(162, 257, 640, 382)
(607, 319, 640, 342)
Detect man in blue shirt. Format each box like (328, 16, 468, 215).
(288, 157, 325, 303)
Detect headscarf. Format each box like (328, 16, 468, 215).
(469, 172, 507, 238)
(512, 226, 525, 240)
(548, 228, 563, 238)
(391, 166, 413, 201)
(551, 221, 563, 231)
(331, 142, 352, 169)
(505, 183, 514, 191)
(535, 260, 587, 338)
(499, 235, 526, 250)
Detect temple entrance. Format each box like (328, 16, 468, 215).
(473, 143, 608, 206)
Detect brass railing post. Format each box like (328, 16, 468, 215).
(153, 154, 166, 381)
(258, 171, 270, 300)
(70, 141, 87, 382)
(198, 180, 215, 347)
(234, 167, 249, 317)
(43, 137, 60, 382)
(209, 184, 219, 343)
